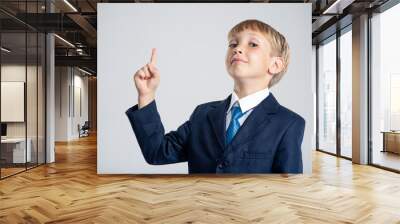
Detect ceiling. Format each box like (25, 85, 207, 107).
(0, 0, 392, 75)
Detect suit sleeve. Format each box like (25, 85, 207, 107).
(272, 116, 305, 173)
(125, 100, 196, 165)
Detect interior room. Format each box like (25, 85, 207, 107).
(0, 0, 399, 223)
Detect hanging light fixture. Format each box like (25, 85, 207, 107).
(1, 47, 11, 53)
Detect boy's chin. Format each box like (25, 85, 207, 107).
(229, 72, 257, 80)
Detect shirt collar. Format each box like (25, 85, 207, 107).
(227, 87, 270, 114)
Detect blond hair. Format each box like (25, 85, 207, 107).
(227, 19, 290, 88)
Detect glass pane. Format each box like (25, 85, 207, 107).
(26, 0, 39, 169)
(318, 37, 337, 154)
(27, 31, 38, 169)
(0, 1, 46, 178)
(1, 31, 27, 178)
(340, 29, 352, 158)
(38, 32, 45, 165)
(371, 4, 400, 171)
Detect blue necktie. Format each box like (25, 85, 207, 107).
(226, 103, 243, 145)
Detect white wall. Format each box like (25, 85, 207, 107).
(1, 82, 24, 122)
(98, 3, 314, 174)
(1, 66, 26, 127)
(1, 65, 39, 138)
(72, 72, 89, 138)
(55, 67, 89, 141)
(55, 67, 69, 141)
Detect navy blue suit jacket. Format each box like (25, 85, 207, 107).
(126, 93, 305, 174)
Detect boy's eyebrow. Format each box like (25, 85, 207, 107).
(249, 37, 261, 42)
(228, 36, 261, 43)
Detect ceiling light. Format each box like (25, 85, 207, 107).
(54, 34, 75, 48)
(1, 47, 11, 53)
(63, 0, 78, 12)
(322, 0, 354, 15)
(78, 67, 92, 76)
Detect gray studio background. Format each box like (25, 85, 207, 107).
(97, 3, 313, 174)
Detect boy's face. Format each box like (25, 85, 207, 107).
(225, 29, 275, 83)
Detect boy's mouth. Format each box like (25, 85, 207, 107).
(230, 58, 248, 64)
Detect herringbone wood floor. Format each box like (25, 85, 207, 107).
(1, 134, 400, 223)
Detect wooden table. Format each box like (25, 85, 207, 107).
(381, 131, 400, 154)
(1, 138, 32, 164)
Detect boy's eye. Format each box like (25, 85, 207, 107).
(229, 43, 237, 48)
(249, 43, 258, 47)
(228, 42, 258, 48)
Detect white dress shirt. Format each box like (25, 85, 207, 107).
(225, 87, 270, 130)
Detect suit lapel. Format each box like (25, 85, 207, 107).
(207, 95, 231, 151)
(230, 93, 280, 148)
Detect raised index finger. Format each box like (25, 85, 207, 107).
(150, 48, 157, 66)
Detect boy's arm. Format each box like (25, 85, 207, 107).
(272, 116, 305, 173)
(126, 100, 195, 165)
(129, 48, 193, 165)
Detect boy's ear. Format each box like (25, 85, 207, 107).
(268, 57, 284, 75)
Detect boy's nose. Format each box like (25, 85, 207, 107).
(233, 49, 242, 54)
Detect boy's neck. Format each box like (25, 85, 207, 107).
(233, 80, 270, 99)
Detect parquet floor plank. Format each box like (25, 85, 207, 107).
(1, 134, 399, 223)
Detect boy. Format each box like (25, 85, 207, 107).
(126, 19, 305, 174)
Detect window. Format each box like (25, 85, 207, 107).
(339, 29, 352, 158)
(0, 1, 47, 179)
(318, 36, 337, 155)
(370, 3, 400, 171)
